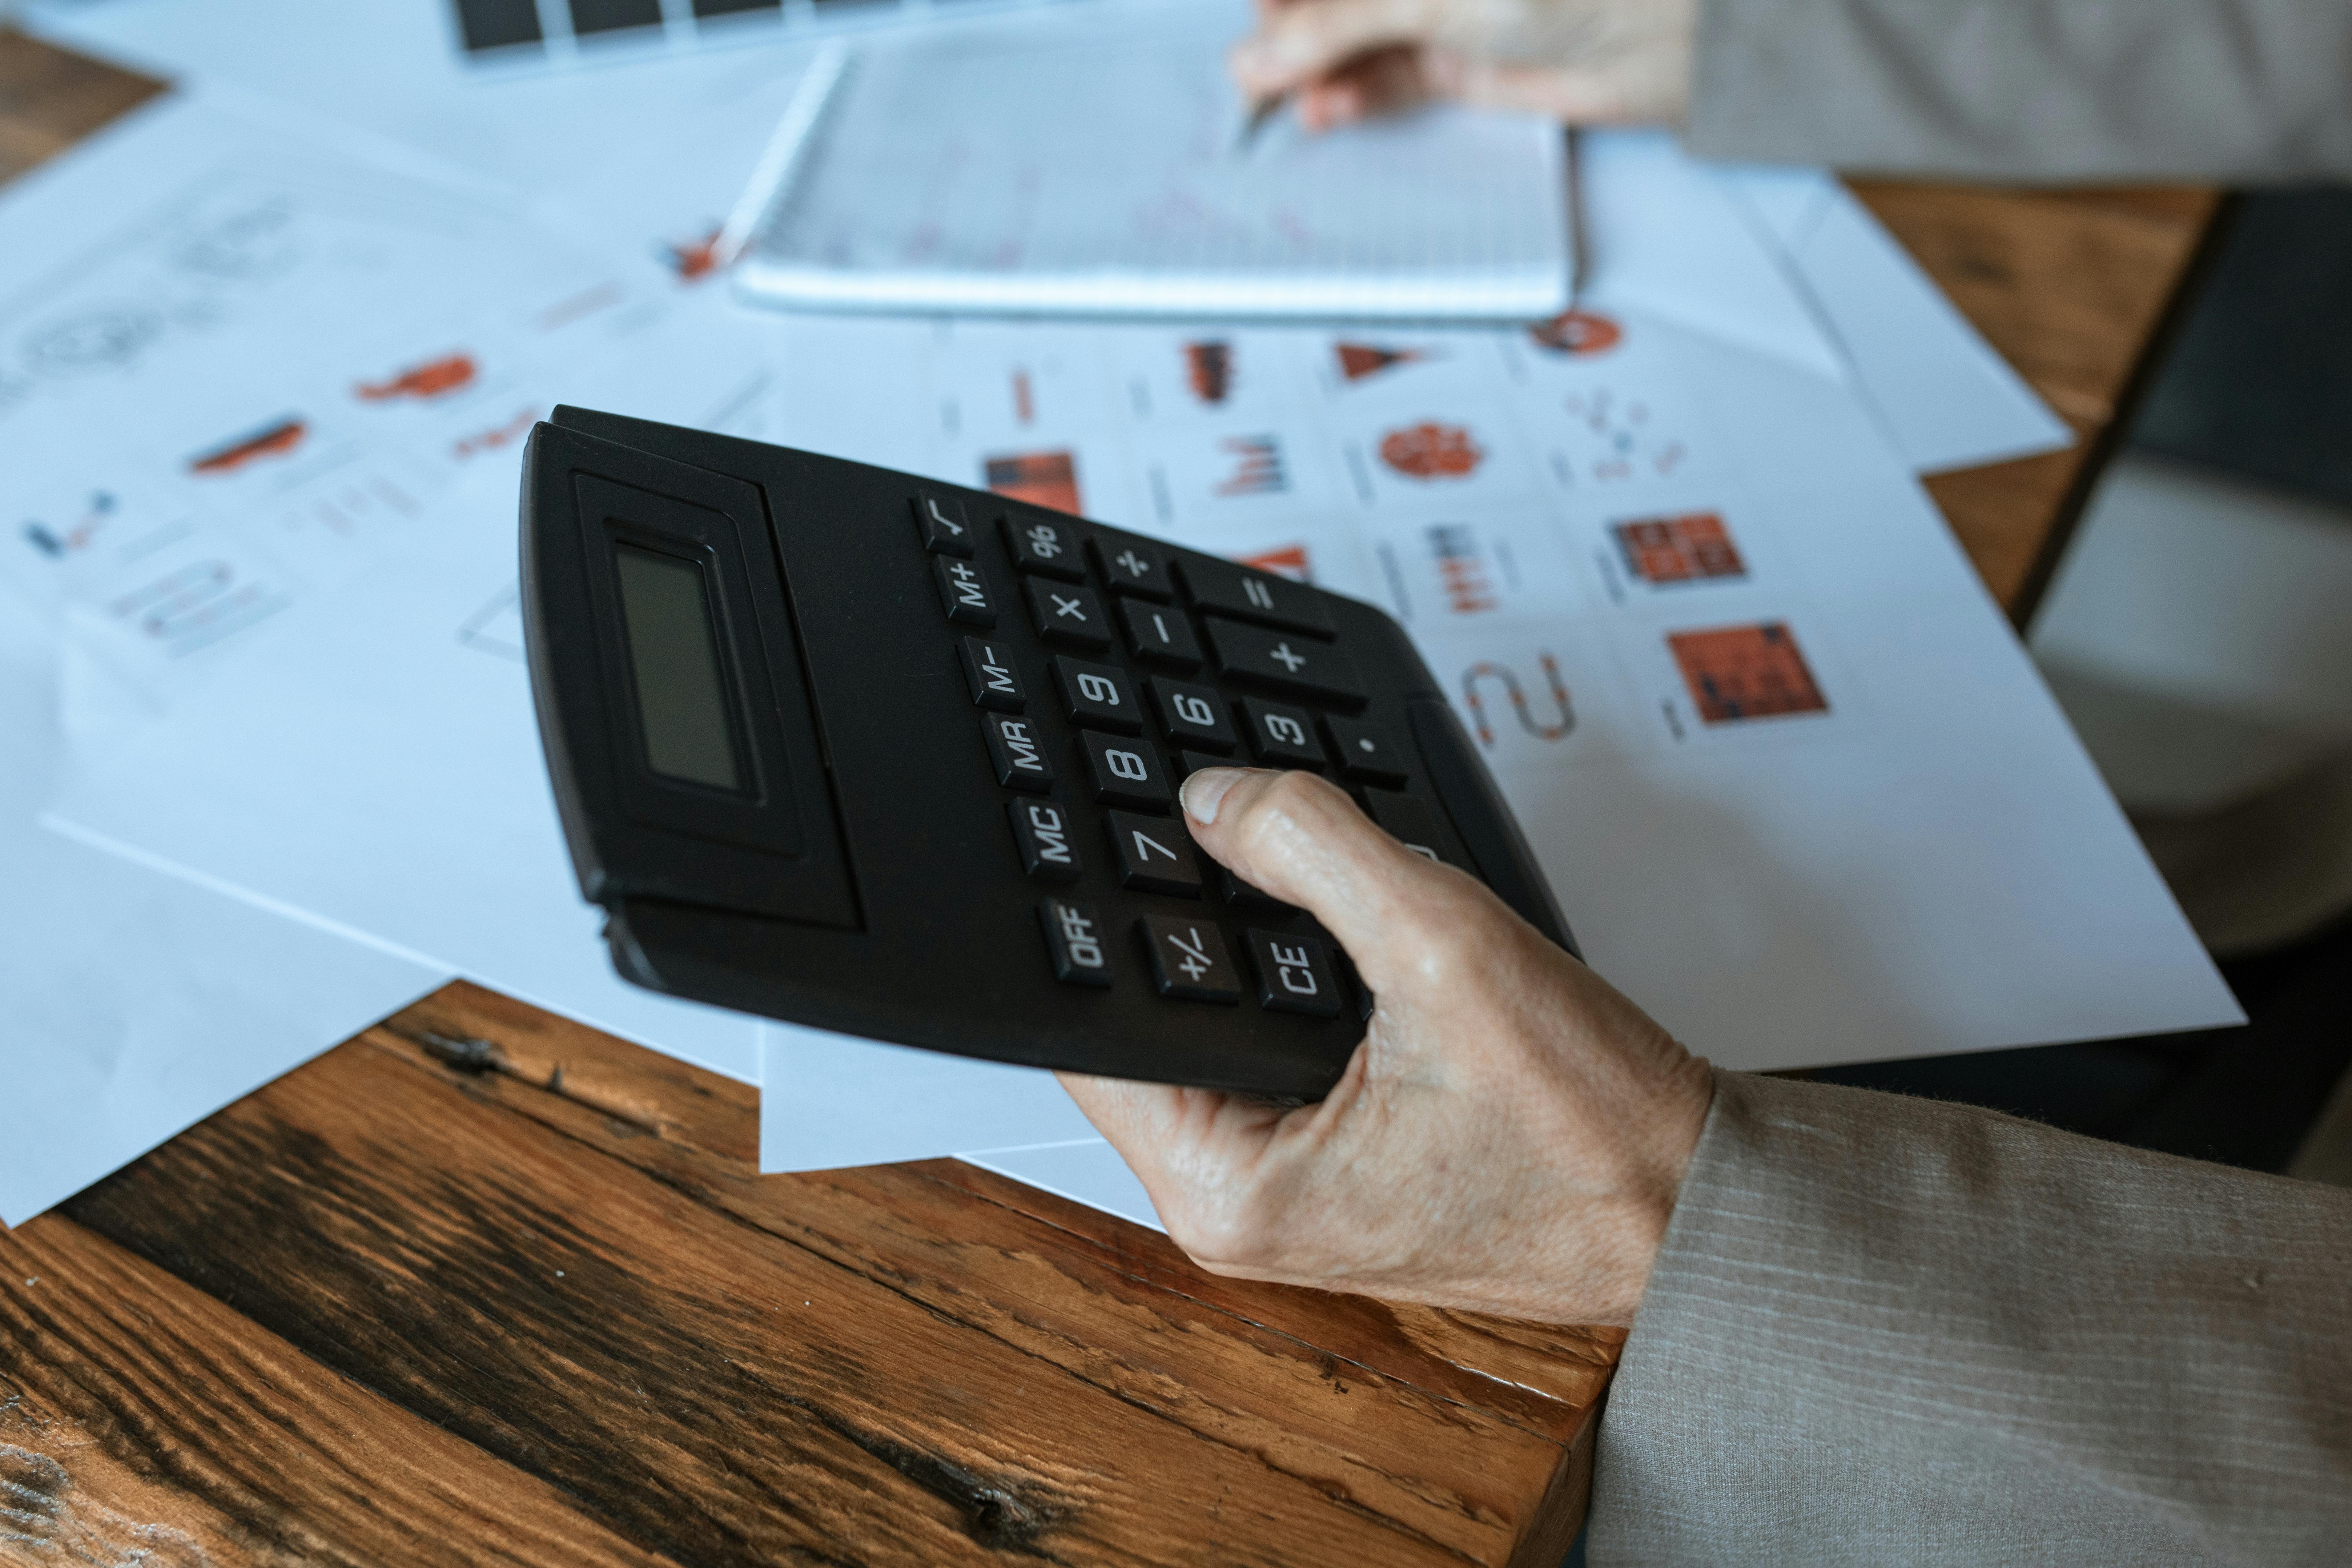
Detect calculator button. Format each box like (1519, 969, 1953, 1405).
(934, 556, 998, 627)
(1176, 749, 1230, 780)
(1217, 864, 1298, 914)
(1149, 676, 1235, 752)
(1175, 558, 1334, 636)
(958, 636, 1026, 712)
(1323, 715, 1407, 785)
(1363, 789, 1469, 869)
(1246, 928, 1342, 1019)
(982, 713, 1055, 793)
(1008, 799, 1082, 883)
(1079, 731, 1172, 810)
(1003, 510, 1087, 581)
(1106, 809, 1202, 896)
(1138, 916, 1241, 1003)
(1091, 534, 1173, 600)
(1239, 697, 1326, 768)
(1025, 578, 1112, 650)
(1039, 899, 1114, 987)
(1118, 597, 1203, 670)
(1203, 618, 1364, 704)
(912, 492, 974, 557)
(1051, 656, 1142, 734)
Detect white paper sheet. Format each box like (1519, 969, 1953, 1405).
(1717, 164, 2072, 474)
(5, 90, 781, 1085)
(0, 584, 445, 1228)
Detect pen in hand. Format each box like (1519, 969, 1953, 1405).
(1235, 91, 1288, 155)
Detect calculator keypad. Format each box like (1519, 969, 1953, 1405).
(1119, 597, 1204, 670)
(1052, 656, 1143, 735)
(1080, 731, 1172, 810)
(1149, 676, 1236, 752)
(925, 495, 1464, 1025)
(1026, 579, 1112, 650)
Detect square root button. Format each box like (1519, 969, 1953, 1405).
(1137, 916, 1240, 1003)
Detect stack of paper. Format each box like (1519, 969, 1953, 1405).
(3, 0, 2227, 1237)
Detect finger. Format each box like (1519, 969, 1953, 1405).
(1453, 59, 1685, 124)
(1298, 44, 1433, 128)
(1229, 0, 1444, 98)
(1177, 767, 1491, 992)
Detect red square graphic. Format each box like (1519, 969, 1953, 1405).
(985, 450, 1082, 514)
(1613, 511, 1746, 586)
(1668, 622, 1828, 723)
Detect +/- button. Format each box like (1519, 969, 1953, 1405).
(1003, 510, 1087, 581)
(1176, 557, 1334, 636)
(912, 491, 974, 557)
(1091, 533, 1173, 600)
(1118, 596, 1203, 670)
(1246, 928, 1342, 1018)
(1149, 676, 1235, 752)
(1240, 697, 1326, 768)
(1106, 809, 1202, 896)
(1203, 617, 1364, 704)
(1039, 898, 1114, 987)
(1026, 578, 1112, 650)
(958, 636, 1025, 712)
(1138, 916, 1241, 1003)
(1323, 714, 1407, 785)
(934, 556, 998, 627)
(1052, 656, 1142, 734)
(1079, 731, 1172, 810)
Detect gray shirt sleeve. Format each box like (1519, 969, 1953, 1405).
(1684, 0, 2352, 181)
(1589, 1068, 2352, 1567)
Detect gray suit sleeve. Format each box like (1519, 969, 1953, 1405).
(1684, 0, 2352, 181)
(1589, 1069, 2352, 1567)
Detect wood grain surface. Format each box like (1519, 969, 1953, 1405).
(0, 24, 2221, 1568)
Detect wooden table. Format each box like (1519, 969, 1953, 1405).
(0, 28, 2222, 1566)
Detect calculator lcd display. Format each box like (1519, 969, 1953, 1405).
(613, 543, 742, 792)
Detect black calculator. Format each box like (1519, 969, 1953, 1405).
(519, 407, 1574, 1099)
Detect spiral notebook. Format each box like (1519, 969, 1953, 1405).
(724, 7, 1575, 322)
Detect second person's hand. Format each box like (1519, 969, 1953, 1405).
(1230, 0, 1698, 133)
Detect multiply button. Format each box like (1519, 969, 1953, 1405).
(958, 636, 1025, 712)
(1203, 617, 1364, 704)
(1039, 899, 1113, 987)
(1025, 578, 1111, 650)
(1106, 809, 1201, 896)
(1079, 731, 1171, 810)
(1003, 511, 1086, 581)
(1091, 533, 1171, 600)
(1246, 928, 1342, 1018)
(1239, 697, 1325, 768)
(1149, 676, 1235, 752)
(1138, 916, 1240, 1003)
(1176, 558, 1334, 636)
(911, 492, 973, 557)
(1051, 655, 1141, 734)
(1323, 714, 1407, 785)
(1118, 597, 1202, 670)
(934, 556, 997, 627)
(1008, 799, 1081, 882)
(982, 712, 1054, 792)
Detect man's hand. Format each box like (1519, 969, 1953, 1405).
(1230, 0, 1697, 132)
(1056, 767, 1714, 1326)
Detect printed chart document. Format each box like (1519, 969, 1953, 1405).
(730, 302, 2239, 1181)
(4, 90, 778, 1086)
(731, 1, 1572, 320)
